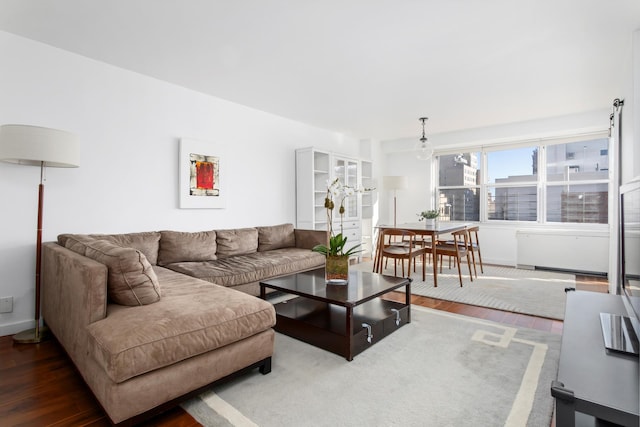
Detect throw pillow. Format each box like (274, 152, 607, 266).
(63, 236, 161, 306)
(216, 228, 259, 258)
(257, 223, 295, 251)
(157, 230, 217, 265)
(89, 231, 161, 265)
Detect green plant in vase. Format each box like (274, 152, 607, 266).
(418, 209, 440, 225)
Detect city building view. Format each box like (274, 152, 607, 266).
(436, 138, 610, 223)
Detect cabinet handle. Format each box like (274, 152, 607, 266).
(362, 323, 373, 343)
(391, 308, 401, 326)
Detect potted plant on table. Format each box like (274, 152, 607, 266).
(312, 178, 373, 284)
(418, 209, 440, 226)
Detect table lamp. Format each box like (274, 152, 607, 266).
(0, 124, 79, 343)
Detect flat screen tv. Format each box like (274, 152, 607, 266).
(601, 176, 640, 355)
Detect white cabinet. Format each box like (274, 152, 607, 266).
(296, 148, 372, 259)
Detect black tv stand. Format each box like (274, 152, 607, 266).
(552, 291, 639, 426)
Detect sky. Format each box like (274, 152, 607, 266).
(486, 147, 537, 183)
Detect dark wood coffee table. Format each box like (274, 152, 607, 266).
(260, 268, 411, 361)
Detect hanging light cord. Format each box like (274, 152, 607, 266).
(420, 117, 428, 145)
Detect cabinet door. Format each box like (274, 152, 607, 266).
(333, 156, 359, 221)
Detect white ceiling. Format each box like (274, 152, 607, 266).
(1, 1, 639, 141)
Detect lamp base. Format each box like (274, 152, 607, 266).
(12, 325, 49, 344)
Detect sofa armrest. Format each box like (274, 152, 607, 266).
(294, 229, 327, 250)
(42, 242, 108, 348)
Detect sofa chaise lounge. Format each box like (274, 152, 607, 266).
(41, 223, 325, 424)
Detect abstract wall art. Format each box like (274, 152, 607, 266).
(179, 138, 226, 208)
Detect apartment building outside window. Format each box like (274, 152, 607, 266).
(435, 134, 610, 224)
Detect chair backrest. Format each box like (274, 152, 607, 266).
(466, 226, 480, 247)
(451, 229, 469, 254)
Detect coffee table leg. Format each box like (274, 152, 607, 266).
(260, 284, 266, 299)
(346, 306, 353, 361)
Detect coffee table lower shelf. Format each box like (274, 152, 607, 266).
(273, 296, 409, 361)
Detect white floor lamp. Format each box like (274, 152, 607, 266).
(0, 124, 79, 343)
(383, 176, 408, 227)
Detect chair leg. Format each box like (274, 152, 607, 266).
(472, 231, 484, 274)
(455, 256, 463, 287)
(465, 253, 473, 282)
(469, 247, 478, 278)
(476, 248, 484, 273)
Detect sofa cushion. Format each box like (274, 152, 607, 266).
(215, 227, 258, 258)
(164, 247, 325, 288)
(59, 231, 161, 265)
(157, 230, 217, 266)
(257, 223, 295, 252)
(86, 267, 275, 383)
(63, 236, 161, 306)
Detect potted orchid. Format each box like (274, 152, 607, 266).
(312, 178, 373, 283)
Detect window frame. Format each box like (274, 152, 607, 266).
(433, 131, 611, 226)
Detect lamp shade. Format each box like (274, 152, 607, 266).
(383, 175, 408, 191)
(0, 124, 79, 168)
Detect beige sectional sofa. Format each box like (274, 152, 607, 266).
(41, 223, 325, 425)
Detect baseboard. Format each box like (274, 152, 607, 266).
(0, 319, 34, 338)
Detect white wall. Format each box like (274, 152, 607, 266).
(378, 151, 433, 226)
(0, 31, 361, 336)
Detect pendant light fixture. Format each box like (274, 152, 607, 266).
(415, 117, 433, 160)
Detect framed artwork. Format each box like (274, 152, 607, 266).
(179, 138, 226, 209)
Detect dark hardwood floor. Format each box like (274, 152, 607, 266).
(0, 272, 608, 426)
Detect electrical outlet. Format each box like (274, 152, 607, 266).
(0, 296, 13, 313)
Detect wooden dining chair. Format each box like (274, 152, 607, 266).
(435, 229, 473, 286)
(396, 231, 433, 273)
(466, 226, 484, 276)
(443, 225, 484, 277)
(377, 229, 428, 281)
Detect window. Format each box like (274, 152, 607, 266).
(487, 146, 538, 221)
(545, 138, 609, 223)
(437, 153, 480, 221)
(435, 135, 610, 224)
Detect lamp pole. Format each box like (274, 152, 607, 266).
(0, 124, 79, 344)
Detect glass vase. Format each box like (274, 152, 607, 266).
(325, 255, 349, 285)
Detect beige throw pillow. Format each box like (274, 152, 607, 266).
(63, 236, 161, 306)
(157, 230, 217, 265)
(88, 231, 161, 265)
(216, 228, 259, 258)
(257, 223, 296, 251)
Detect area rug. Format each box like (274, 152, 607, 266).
(182, 306, 561, 427)
(353, 261, 573, 320)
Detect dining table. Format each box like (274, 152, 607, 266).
(373, 222, 469, 287)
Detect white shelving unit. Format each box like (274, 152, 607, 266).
(296, 148, 373, 260)
(295, 148, 331, 231)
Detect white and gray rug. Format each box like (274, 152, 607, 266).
(353, 261, 573, 320)
(182, 306, 561, 427)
